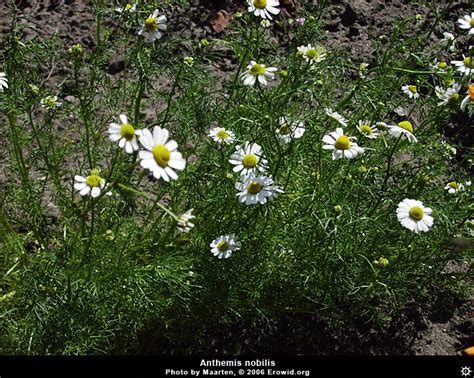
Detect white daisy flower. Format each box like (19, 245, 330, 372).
(115, 1, 136, 13)
(440, 32, 456, 52)
(386, 121, 417, 143)
(74, 169, 111, 198)
(40, 95, 61, 109)
(241, 61, 277, 86)
(435, 84, 461, 106)
(138, 9, 167, 43)
(177, 209, 195, 233)
(460, 84, 474, 116)
(108, 114, 141, 154)
(444, 181, 464, 194)
(210, 234, 241, 259)
(138, 126, 186, 182)
(0, 72, 8, 92)
(235, 173, 283, 205)
(358, 62, 369, 78)
(229, 142, 268, 176)
(322, 128, 364, 160)
(402, 84, 420, 99)
(297, 44, 327, 64)
(451, 55, 474, 76)
(430, 59, 449, 72)
(357, 120, 379, 139)
(324, 108, 348, 127)
(183, 56, 194, 67)
(209, 127, 236, 145)
(396, 199, 434, 234)
(276, 116, 305, 143)
(457, 12, 474, 35)
(247, 0, 280, 21)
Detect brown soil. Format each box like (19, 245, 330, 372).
(0, 0, 472, 355)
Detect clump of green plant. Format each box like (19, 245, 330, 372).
(0, 0, 472, 354)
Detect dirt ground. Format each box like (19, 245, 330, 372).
(0, 0, 472, 355)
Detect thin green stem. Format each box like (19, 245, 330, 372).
(367, 135, 402, 217)
(117, 183, 178, 220)
(74, 61, 93, 168)
(162, 64, 184, 126)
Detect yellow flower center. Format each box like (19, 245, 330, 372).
(279, 123, 292, 135)
(125, 4, 132, 10)
(306, 49, 319, 60)
(437, 62, 447, 69)
(242, 154, 258, 168)
(470, 18, 474, 27)
(246, 181, 263, 194)
(43, 97, 57, 107)
(253, 0, 267, 9)
(449, 181, 459, 189)
(86, 175, 102, 188)
(463, 57, 474, 68)
(250, 63, 266, 76)
(145, 17, 158, 32)
(152, 144, 171, 167)
(398, 121, 413, 133)
(378, 257, 389, 267)
(360, 124, 372, 135)
(409, 206, 424, 221)
(216, 129, 230, 139)
(120, 123, 135, 141)
(335, 135, 351, 150)
(408, 85, 417, 93)
(448, 93, 460, 104)
(217, 241, 229, 252)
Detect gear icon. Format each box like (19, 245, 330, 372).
(461, 366, 472, 377)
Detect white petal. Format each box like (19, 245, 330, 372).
(267, 6, 280, 15)
(80, 186, 91, 196)
(165, 167, 178, 180)
(139, 150, 153, 160)
(243, 75, 255, 86)
(322, 145, 335, 150)
(125, 141, 133, 154)
(159, 166, 170, 182)
(156, 127, 169, 145)
(322, 135, 336, 144)
(149, 31, 161, 41)
(109, 133, 121, 142)
(165, 140, 178, 152)
(74, 182, 87, 191)
(169, 156, 186, 170)
(91, 187, 101, 198)
(141, 158, 157, 170)
(139, 129, 155, 150)
(119, 114, 128, 124)
(344, 150, 354, 159)
(152, 168, 162, 180)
